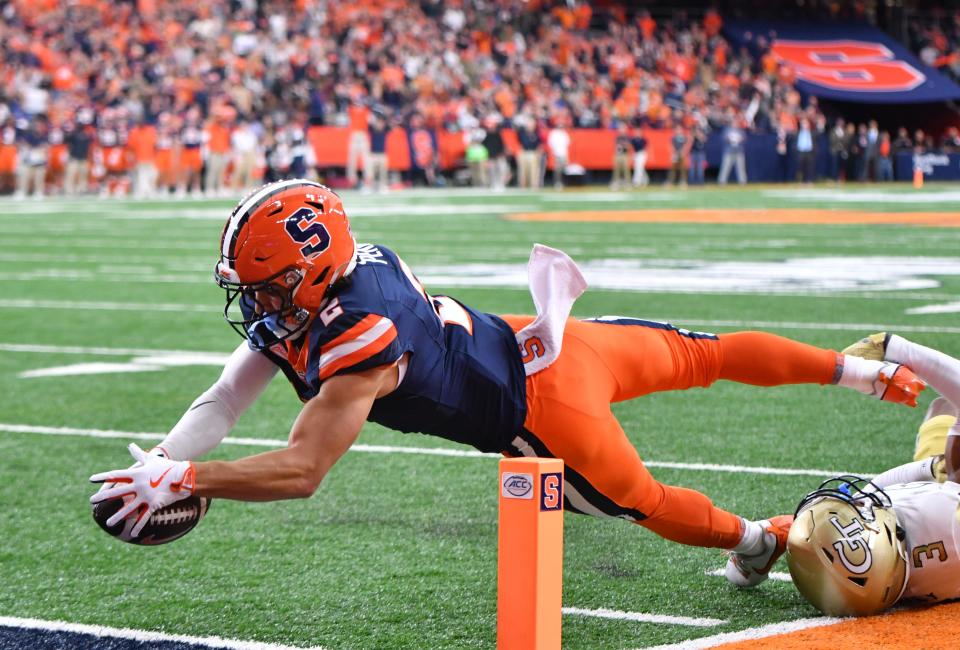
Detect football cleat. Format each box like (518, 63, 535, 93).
(725, 515, 794, 588)
(842, 332, 889, 361)
(875, 362, 925, 407)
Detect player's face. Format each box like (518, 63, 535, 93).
(253, 285, 288, 315)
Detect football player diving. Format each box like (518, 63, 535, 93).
(784, 333, 960, 616)
(90, 179, 925, 588)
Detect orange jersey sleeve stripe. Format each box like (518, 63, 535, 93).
(322, 313, 383, 352)
(318, 316, 398, 380)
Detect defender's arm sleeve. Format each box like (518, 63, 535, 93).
(870, 457, 939, 488)
(156, 342, 279, 461)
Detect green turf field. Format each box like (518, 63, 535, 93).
(1, 184, 959, 649)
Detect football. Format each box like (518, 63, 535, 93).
(92, 495, 212, 546)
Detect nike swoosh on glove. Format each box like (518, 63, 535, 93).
(94, 445, 168, 497)
(89, 443, 196, 537)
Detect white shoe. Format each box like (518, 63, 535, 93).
(725, 515, 793, 588)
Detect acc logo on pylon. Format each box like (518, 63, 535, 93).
(502, 473, 534, 499)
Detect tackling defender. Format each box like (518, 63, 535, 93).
(90, 180, 924, 587)
(785, 333, 960, 615)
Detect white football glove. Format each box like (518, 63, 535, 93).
(90, 443, 196, 537)
(94, 445, 169, 495)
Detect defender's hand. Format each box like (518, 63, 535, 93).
(90, 443, 195, 537)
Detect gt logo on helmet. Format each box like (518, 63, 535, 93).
(829, 515, 873, 574)
(284, 207, 331, 258)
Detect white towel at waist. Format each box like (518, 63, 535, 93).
(515, 244, 588, 376)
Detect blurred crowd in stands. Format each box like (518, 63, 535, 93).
(0, 0, 958, 197)
(909, 7, 960, 82)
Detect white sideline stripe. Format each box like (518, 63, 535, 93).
(672, 318, 960, 335)
(0, 615, 327, 650)
(644, 460, 869, 478)
(561, 607, 725, 628)
(0, 424, 867, 476)
(0, 299, 217, 313)
(0, 343, 232, 357)
(705, 568, 793, 583)
(0, 424, 498, 457)
(640, 616, 846, 650)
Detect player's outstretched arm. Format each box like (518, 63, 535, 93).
(190, 362, 398, 501)
(155, 342, 279, 460)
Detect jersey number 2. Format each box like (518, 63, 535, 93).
(397, 256, 473, 335)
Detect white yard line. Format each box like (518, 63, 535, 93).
(0, 299, 217, 313)
(104, 204, 519, 219)
(640, 616, 846, 650)
(0, 343, 231, 357)
(561, 607, 724, 627)
(761, 188, 960, 204)
(0, 423, 868, 477)
(0, 270, 210, 283)
(669, 318, 960, 334)
(0, 616, 327, 650)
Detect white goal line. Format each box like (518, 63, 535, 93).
(0, 616, 328, 650)
(0, 422, 869, 478)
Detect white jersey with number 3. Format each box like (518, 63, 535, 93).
(886, 480, 960, 602)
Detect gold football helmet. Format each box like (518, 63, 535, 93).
(786, 476, 908, 617)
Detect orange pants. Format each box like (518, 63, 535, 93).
(180, 148, 202, 173)
(500, 316, 838, 549)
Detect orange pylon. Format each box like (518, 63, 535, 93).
(497, 457, 564, 650)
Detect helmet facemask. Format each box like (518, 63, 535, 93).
(216, 266, 310, 350)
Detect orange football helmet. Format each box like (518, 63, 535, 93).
(215, 179, 357, 348)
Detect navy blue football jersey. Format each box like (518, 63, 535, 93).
(256, 244, 527, 453)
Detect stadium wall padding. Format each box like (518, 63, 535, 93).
(309, 127, 943, 181)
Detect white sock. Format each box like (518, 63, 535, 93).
(837, 355, 887, 395)
(733, 519, 766, 555)
(886, 335, 960, 410)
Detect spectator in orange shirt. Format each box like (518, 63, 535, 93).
(638, 9, 656, 41)
(876, 131, 894, 182)
(573, 3, 591, 30)
(346, 99, 370, 188)
(704, 8, 722, 38)
(128, 117, 158, 198)
(204, 113, 232, 197)
(46, 118, 67, 194)
(0, 120, 19, 195)
(154, 113, 178, 196)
